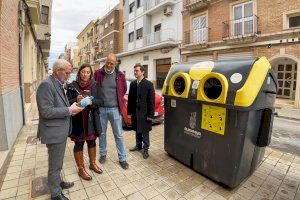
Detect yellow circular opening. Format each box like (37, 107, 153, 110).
(197, 73, 228, 104)
(203, 77, 222, 100)
(173, 76, 186, 95)
(168, 72, 191, 98)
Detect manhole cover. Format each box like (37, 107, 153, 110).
(31, 177, 50, 198)
(26, 136, 39, 145)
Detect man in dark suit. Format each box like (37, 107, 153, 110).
(128, 64, 155, 159)
(36, 59, 83, 200)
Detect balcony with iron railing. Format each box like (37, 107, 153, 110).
(126, 28, 177, 54)
(99, 32, 104, 39)
(183, 0, 211, 11)
(36, 28, 51, 57)
(25, 0, 41, 24)
(222, 15, 258, 43)
(93, 42, 99, 49)
(97, 48, 104, 54)
(144, 0, 176, 15)
(94, 54, 102, 60)
(183, 27, 208, 47)
(143, 28, 177, 47)
(87, 31, 93, 39)
(84, 46, 91, 54)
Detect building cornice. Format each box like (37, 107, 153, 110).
(181, 29, 300, 54)
(77, 20, 96, 39)
(99, 30, 119, 41)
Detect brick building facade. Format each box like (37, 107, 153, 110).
(181, 0, 300, 107)
(0, 0, 24, 151)
(95, 4, 124, 66)
(73, 3, 124, 70)
(0, 0, 52, 152)
(0, 0, 20, 95)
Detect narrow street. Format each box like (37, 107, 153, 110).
(271, 118, 300, 155)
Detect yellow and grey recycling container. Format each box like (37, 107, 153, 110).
(162, 57, 278, 188)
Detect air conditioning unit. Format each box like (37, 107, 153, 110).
(163, 6, 173, 16)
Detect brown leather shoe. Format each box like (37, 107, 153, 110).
(99, 155, 106, 164)
(88, 147, 103, 174)
(119, 161, 129, 170)
(74, 151, 92, 181)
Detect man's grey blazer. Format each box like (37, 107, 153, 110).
(36, 75, 72, 144)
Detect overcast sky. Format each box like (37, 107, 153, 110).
(49, 0, 119, 69)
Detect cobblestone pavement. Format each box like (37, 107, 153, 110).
(0, 104, 300, 200)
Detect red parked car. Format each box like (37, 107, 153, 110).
(121, 79, 165, 128)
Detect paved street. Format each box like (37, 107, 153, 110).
(0, 103, 300, 200)
(271, 118, 300, 156)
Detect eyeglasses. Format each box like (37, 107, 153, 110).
(106, 61, 116, 67)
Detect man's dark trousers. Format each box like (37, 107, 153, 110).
(46, 141, 67, 197)
(136, 132, 150, 150)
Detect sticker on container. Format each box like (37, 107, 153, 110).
(171, 99, 176, 107)
(230, 73, 243, 84)
(192, 80, 200, 89)
(267, 76, 271, 85)
(201, 104, 226, 135)
(183, 112, 202, 139)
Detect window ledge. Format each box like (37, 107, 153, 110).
(283, 27, 300, 31)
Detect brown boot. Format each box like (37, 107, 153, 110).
(74, 151, 92, 181)
(88, 147, 103, 174)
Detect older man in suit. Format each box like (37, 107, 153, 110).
(36, 59, 83, 200)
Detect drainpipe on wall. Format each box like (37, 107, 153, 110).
(18, 1, 26, 125)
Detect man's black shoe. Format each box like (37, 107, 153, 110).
(51, 193, 69, 200)
(143, 150, 149, 159)
(129, 146, 142, 152)
(60, 181, 74, 190)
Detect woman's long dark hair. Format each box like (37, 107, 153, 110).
(76, 63, 94, 83)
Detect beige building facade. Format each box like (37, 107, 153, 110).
(76, 2, 124, 70)
(77, 21, 95, 70)
(182, 0, 300, 108)
(92, 18, 103, 69)
(64, 42, 79, 71)
(23, 0, 52, 103)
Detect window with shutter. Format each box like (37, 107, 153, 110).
(129, 2, 135, 13)
(41, 6, 49, 25)
(192, 15, 207, 43)
(137, 0, 142, 8)
(233, 1, 253, 36)
(129, 32, 134, 42)
(136, 28, 143, 40)
(289, 14, 300, 28)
